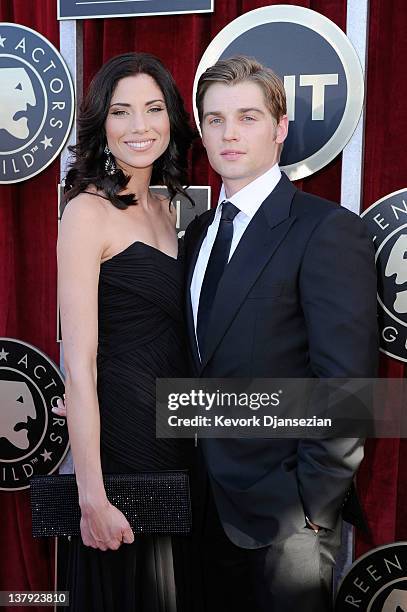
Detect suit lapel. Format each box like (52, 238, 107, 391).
(185, 210, 215, 373)
(200, 173, 297, 372)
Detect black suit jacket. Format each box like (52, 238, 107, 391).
(184, 173, 378, 548)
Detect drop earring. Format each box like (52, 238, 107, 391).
(104, 145, 117, 176)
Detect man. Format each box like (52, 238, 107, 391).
(184, 56, 378, 612)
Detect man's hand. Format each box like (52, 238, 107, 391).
(305, 516, 322, 533)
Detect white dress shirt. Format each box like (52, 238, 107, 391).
(190, 163, 282, 336)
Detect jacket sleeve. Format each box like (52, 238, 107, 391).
(296, 207, 378, 529)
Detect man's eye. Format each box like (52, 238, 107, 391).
(209, 118, 221, 124)
(242, 116, 255, 121)
(15, 82, 23, 91)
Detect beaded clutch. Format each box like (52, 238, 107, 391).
(30, 471, 192, 537)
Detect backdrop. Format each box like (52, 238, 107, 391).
(0, 0, 406, 608)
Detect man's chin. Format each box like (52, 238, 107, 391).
(9, 429, 30, 450)
(214, 164, 250, 182)
(7, 116, 29, 140)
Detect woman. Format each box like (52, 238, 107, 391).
(57, 52, 195, 611)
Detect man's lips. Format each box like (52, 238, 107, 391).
(220, 150, 246, 160)
(14, 420, 29, 431)
(13, 109, 29, 121)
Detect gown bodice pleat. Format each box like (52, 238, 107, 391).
(96, 240, 189, 471)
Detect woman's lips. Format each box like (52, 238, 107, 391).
(125, 139, 155, 152)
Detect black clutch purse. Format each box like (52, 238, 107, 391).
(30, 471, 192, 537)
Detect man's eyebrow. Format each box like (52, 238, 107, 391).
(202, 110, 223, 120)
(203, 107, 265, 119)
(238, 107, 265, 115)
(109, 99, 165, 108)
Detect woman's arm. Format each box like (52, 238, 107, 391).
(57, 194, 134, 550)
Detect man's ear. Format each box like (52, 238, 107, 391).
(275, 115, 289, 144)
(200, 123, 207, 149)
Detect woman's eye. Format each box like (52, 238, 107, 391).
(111, 110, 127, 116)
(148, 106, 165, 113)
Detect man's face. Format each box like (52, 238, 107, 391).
(201, 80, 288, 196)
(381, 587, 407, 611)
(385, 234, 407, 314)
(0, 68, 36, 139)
(0, 380, 36, 450)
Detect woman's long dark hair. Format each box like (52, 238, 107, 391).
(64, 53, 195, 209)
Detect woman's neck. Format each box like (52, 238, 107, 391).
(117, 162, 154, 208)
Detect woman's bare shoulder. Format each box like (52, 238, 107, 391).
(62, 190, 110, 224)
(58, 191, 111, 258)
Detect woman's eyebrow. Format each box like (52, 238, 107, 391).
(109, 102, 131, 108)
(109, 99, 165, 108)
(145, 98, 165, 105)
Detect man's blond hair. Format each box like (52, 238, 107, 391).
(196, 55, 287, 124)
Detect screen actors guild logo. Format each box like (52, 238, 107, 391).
(0, 338, 69, 491)
(335, 542, 407, 611)
(193, 5, 364, 180)
(362, 189, 407, 362)
(0, 23, 74, 184)
(1, 380, 37, 450)
(0, 67, 36, 140)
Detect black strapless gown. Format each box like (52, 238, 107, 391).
(66, 241, 194, 612)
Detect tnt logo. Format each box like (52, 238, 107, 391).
(193, 5, 363, 180)
(284, 73, 339, 122)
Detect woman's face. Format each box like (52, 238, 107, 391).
(105, 73, 170, 174)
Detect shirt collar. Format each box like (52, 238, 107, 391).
(216, 164, 282, 219)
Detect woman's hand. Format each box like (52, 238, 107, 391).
(52, 397, 133, 550)
(52, 395, 67, 418)
(80, 498, 135, 550)
(57, 195, 131, 553)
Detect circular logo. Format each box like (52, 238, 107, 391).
(0, 23, 74, 184)
(0, 338, 69, 490)
(361, 189, 407, 363)
(335, 542, 407, 611)
(193, 5, 364, 180)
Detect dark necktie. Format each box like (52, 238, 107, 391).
(197, 200, 240, 356)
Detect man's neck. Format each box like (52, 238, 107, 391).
(223, 164, 279, 199)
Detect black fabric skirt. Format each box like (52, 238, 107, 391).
(64, 453, 194, 612)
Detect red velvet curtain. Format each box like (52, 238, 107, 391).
(0, 1, 60, 610)
(0, 0, 406, 606)
(355, 0, 407, 557)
